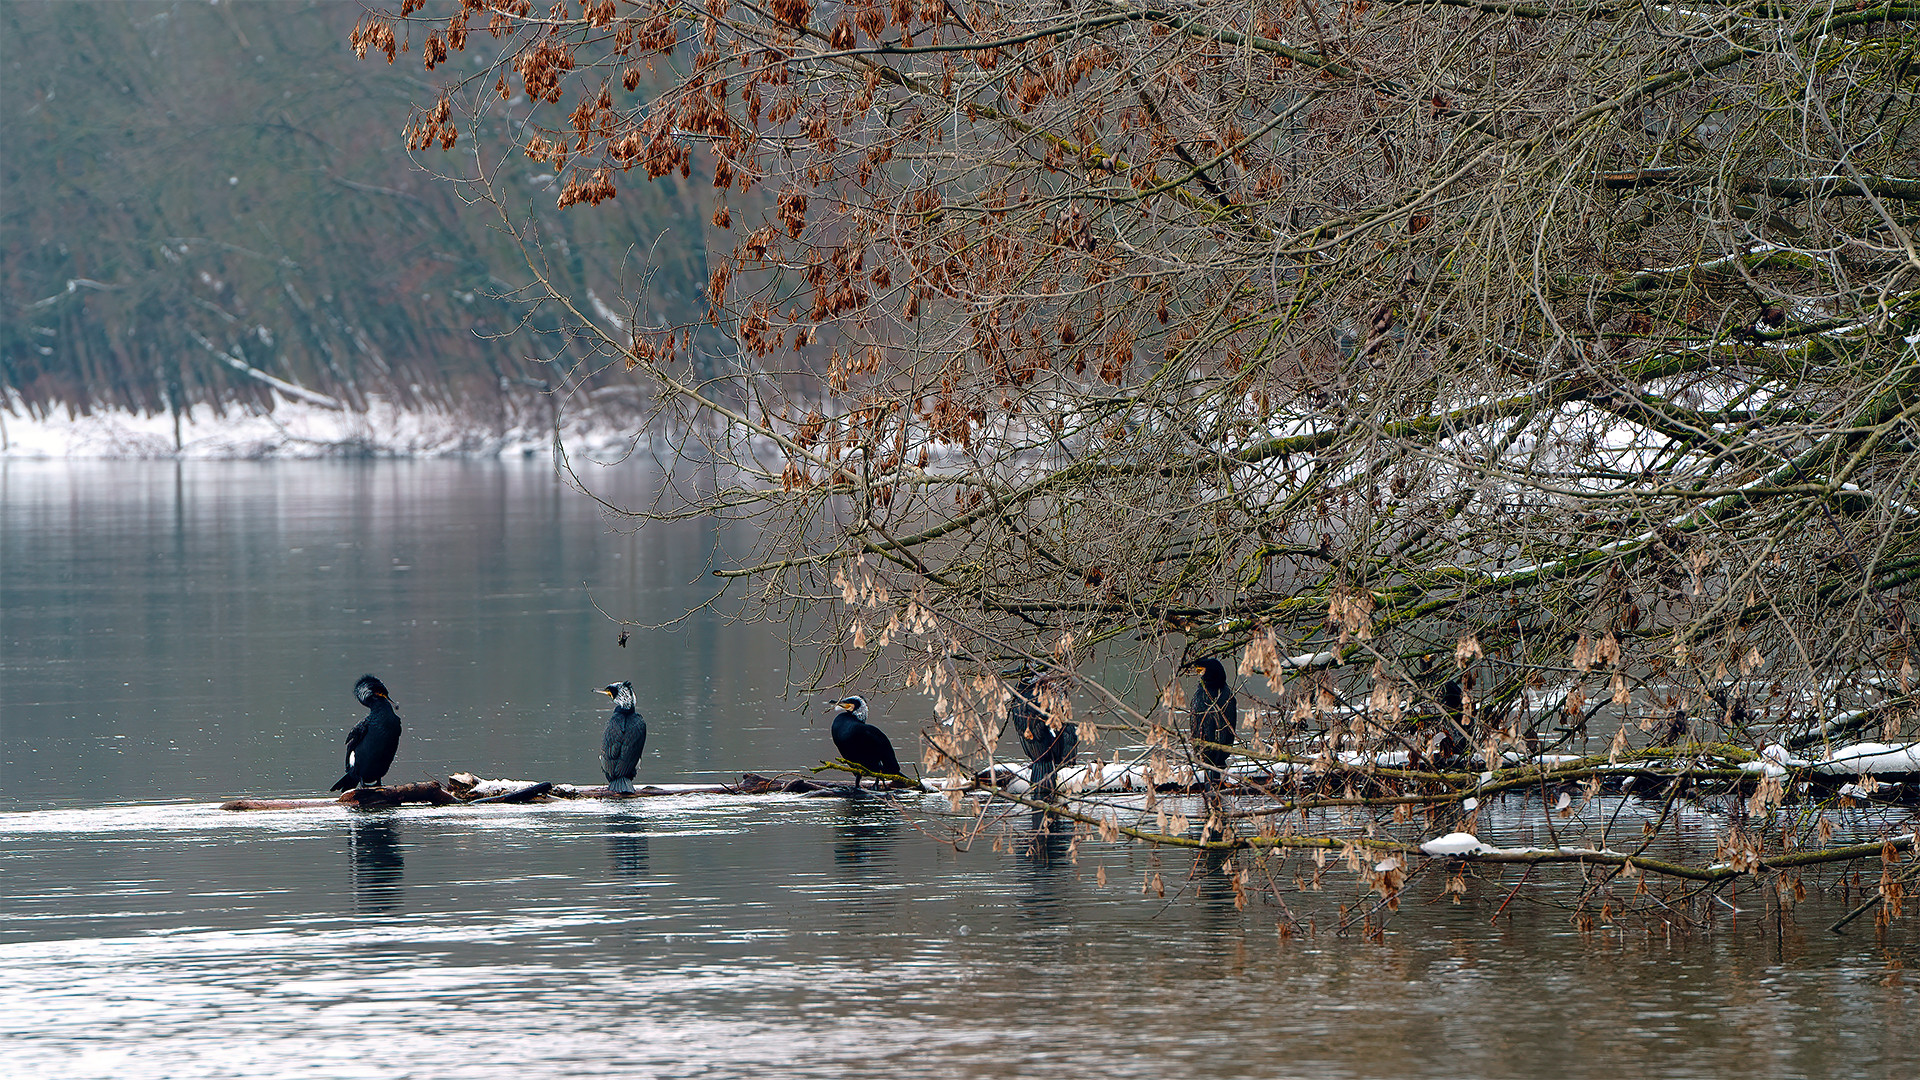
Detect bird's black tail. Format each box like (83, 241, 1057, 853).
(1029, 758, 1055, 793)
(329, 774, 355, 792)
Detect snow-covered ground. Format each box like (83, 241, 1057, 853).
(0, 392, 651, 460)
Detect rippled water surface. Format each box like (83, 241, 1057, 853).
(3, 460, 1915, 1078)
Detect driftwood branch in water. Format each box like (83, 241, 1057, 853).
(1828, 850, 1920, 933)
(219, 797, 341, 811)
(218, 783, 457, 810)
(221, 773, 831, 810)
(1447, 834, 1918, 882)
(808, 758, 929, 791)
(467, 781, 553, 804)
(336, 782, 456, 807)
(574, 783, 743, 797)
(977, 779, 1918, 885)
(735, 773, 837, 794)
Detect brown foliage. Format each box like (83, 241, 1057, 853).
(354, 2, 1920, 892)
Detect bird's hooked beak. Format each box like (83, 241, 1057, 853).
(597, 687, 616, 697)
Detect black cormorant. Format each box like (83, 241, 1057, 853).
(1010, 674, 1077, 792)
(599, 681, 647, 793)
(330, 674, 402, 791)
(831, 695, 901, 789)
(1186, 658, 1237, 785)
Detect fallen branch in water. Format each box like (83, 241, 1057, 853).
(1827, 845, 1920, 934)
(1438, 833, 1917, 883)
(222, 783, 459, 810)
(809, 758, 929, 791)
(467, 781, 553, 804)
(973, 779, 1917, 887)
(337, 782, 456, 808)
(219, 797, 340, 811)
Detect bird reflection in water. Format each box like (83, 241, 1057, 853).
(1014, 811, 1076, 926)
(1018, 810, 1074, 867)
(832, 803, 901, 870)
(1192, 849, 1245, 919)
(604, 813, 651, 880)
(830, 804, 902, 920)
(348, 815, 405, 913)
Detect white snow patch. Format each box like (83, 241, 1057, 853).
(1338, 749, 1411, 768)
(1500, 752, 1585, 767)
(1, 391, 650, 461)
(1811, 742, 1920, 776)
(1420, 832, 1495, 856)
(1729, 741, 1920, 776)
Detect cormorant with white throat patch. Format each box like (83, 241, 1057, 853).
(599, 681, 647, 793)
(330, 675, 402, 791)
(1186, 658, 1237, 785)
(831, 695, 901, 789)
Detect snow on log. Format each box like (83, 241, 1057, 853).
(1809, 742, 1920, 775)
(1420, 833, 1496, 856)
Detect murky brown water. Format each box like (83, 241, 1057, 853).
(2, 460, 1915, 1078)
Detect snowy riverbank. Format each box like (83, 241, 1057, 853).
(0, 394, 652, 461)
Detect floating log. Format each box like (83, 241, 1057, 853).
(739, 772, 846, 795)
(468, 781, 553, 804)
(219, 772, 847, 811)
(219, 797, 341, 811)
(337, 782, 457, 808)
(451, 774, 754, 799)
(219, 782, 458, 811)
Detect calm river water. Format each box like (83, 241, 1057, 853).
(2, 460, 1915, 1078)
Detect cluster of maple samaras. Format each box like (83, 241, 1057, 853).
(360, 0, 1163, 190)
(404, 94, 457, 153)
(356, 0, 1273, 399)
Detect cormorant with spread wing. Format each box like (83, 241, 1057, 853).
(1186, 658, 1237, 785)
(1010, 674, 1077, 793)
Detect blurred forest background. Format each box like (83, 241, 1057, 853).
(0, 0, 711, 424)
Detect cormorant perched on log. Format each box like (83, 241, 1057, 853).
(330, 675, 402, 791)
(1010, 674, 1077, 793)
(598, 681, 647, 793)
(831, 695, 901, 789)
(1186, 658, 1237, 785)
(1655, 703, 1691, 748)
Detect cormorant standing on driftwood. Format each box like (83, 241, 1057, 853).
(331, 675, 402, 791)
(831, 695, 901, 789)
(1010, 674, 1077, 793)
(598, 681, 647, 793)
(1186, 658, 1238, 785)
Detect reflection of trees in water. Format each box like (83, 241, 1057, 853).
(604, 813, 651, 880)
(348, 815, 404, 913)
